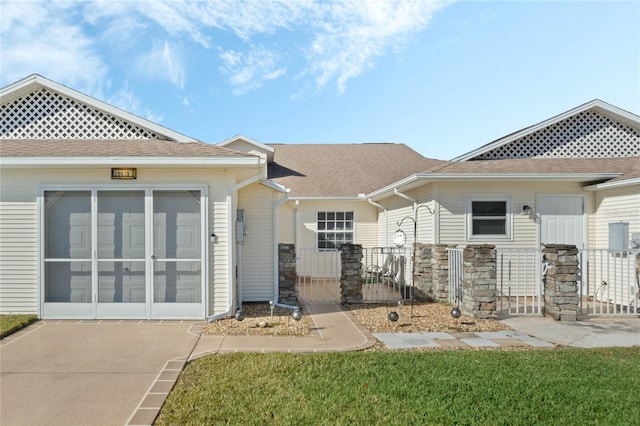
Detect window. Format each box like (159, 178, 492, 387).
(466, 197, 512, 240)
(317, 211, 354, 250)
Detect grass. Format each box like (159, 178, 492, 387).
(0, 314, 38, 339)
(157, 347, 640, 426)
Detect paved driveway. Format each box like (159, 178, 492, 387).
(0, 321, 201, 426)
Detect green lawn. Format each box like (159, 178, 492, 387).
(157, 348, 640, 426)
(0, 314, 38, 339)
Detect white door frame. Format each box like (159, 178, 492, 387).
(39, 184, 208, 320)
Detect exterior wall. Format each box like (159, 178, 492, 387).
(436, 181, 586, 248)
(238, 183, 278, 302)
(278, 200, 379, 249)
(378, 181, 593, 249)
(0, 167, 240, 317)
(591, 185, 640, 249)
(0, 202, 38, 313)
(277, 200, 378, 278)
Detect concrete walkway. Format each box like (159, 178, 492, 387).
(502, 316, 640, 348)
(0, 320, 203, 426)
(190, 302, 376, 358)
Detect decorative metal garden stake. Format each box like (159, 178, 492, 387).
(388, 311, 399, 322)
(397, 204, 434, 318)
(450, 284, 462, 319)
(234, 309, 244, 321)
(269, 300, 275, 318)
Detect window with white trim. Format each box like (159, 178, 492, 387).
(466, 197, 512, 240)
(317, 211, 354, 250)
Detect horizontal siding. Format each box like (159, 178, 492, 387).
(0, 202, 38, 314)
(437, 182, 584, 248)
(239, 184, 275, 302)
(593, 186, 640, 249)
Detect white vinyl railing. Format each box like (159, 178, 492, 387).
(580, 249, 639, 315)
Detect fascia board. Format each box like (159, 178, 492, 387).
(583, 177, 640, 191)
(1, 74, 198, 143)
(0, 156, 262, 167)
(366, 172, 622, 200)
(452, 100, 640, 161)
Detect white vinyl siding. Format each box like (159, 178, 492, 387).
(0, 202, 38, 314)
(238, 184, 276, 302)
(592, 186, 640, 249)
(437, 182, 583, 247)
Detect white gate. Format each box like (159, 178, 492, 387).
(497, 248, 543, 315)
(447, 248, 464, 305)
(295, 248, 341, 302)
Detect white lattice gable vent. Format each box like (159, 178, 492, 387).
(1, 88, 165, 140)
(474, 110, 640, 159)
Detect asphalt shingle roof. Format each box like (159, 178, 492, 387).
(0, 139, 252, 157)
(267, 143, 446, 197)
(424, 157, 640, 183)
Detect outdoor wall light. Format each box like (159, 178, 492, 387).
(521, 205, 533, 215)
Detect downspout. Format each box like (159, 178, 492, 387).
(294, 200, 300, 262)
(207, 158, 264, 322)
(274, 190, 298, 310)
(367, 198, 388, 247)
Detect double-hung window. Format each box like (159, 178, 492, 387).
(466, 197, 512, 240)
(317, 211, 354, 250)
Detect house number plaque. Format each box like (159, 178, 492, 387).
(111, 168, 137, 180)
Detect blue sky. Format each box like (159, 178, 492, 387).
(1, 0, 638, 160)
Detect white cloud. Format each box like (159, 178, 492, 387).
(135, 41, 185, 89)
(219, 46, 287, 95)
(0, 1, 107, 91)
(1, 0, 450, 96)
(306, 0, 449, 93)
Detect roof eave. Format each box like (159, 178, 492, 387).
(0, 156, 263, 167)
(583, 177, 640, 191)
(366, 172, 623, 200)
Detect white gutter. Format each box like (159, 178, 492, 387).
(368, 198, 388, 247)
(273, 190, 298, 310)
(583, 177, 640, 191)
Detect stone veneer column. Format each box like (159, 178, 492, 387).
(462, 244, 497, 319)
(413, 243, 434, 301)
(278, 243, 297, 305)
(432, 244, 456, 302)
(542, 244, 580, 321)
(340, 243, 363, 304)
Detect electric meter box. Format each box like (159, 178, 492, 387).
(608, 222, 628, 251)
